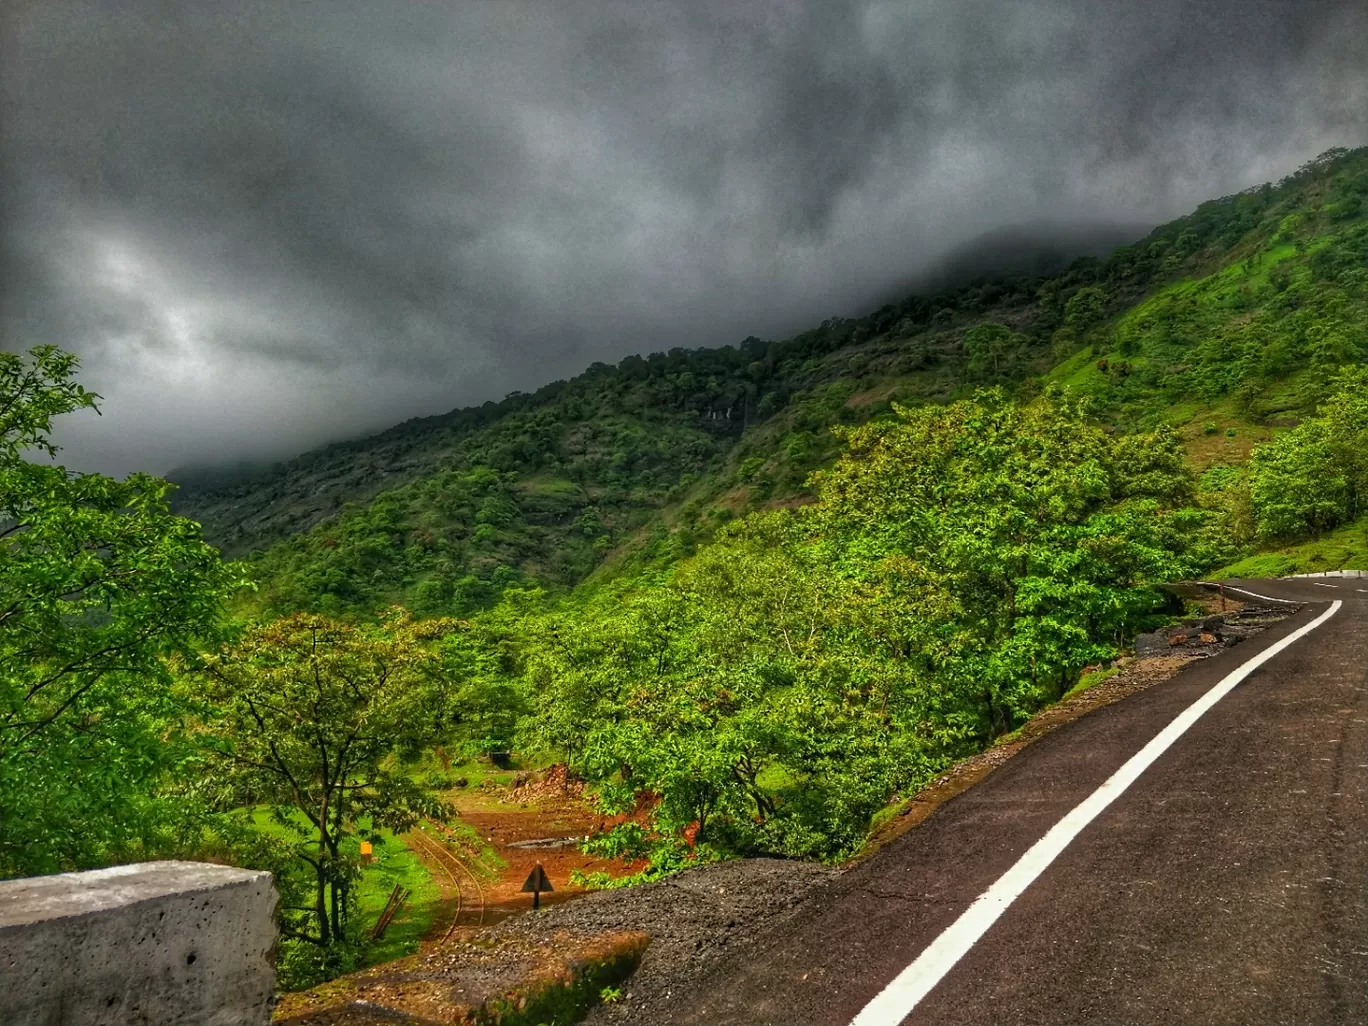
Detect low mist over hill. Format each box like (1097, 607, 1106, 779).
(167, 147, 1368, 618)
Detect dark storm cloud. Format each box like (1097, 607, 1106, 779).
(2, 0, 1366, 476)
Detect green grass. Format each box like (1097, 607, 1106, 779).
(1218, 517, 1368, 578)
(1045, 344, 1100, 388)
(354, 830, 442, 965)
(438, 757, 520, 790)
(247, 807, 442, 968)
(867, 800, 905, 835)
(1160, 399, 1203, 429)
(415, 754, 557, 812)
(1060, 666, 1121, 702)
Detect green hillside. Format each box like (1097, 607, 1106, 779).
(173, 146, 1368, 616)
(8, 146, 1368, 958)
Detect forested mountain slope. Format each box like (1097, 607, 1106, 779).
(172, 146, 1368, 616)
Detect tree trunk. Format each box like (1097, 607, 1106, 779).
(330, 879, 342, 941)
(329, 787, 347, 942)
(315, 865, 331, 946)
(317, 794, 334, 945)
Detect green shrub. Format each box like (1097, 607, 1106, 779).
(1247, 373, 1368, 539)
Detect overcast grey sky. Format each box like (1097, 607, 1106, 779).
(3, 0, 1366, 476)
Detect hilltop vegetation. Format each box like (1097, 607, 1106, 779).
(177, 147, 1368, 620)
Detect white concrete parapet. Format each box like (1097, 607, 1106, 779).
(1282, 570, 1368, 578)
(0, 861, 277, 1026)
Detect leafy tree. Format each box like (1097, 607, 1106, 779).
(1248, 422, 1349, 539)
(194, 609, 456, 946)
(963, 322, 1027, 381)
(813, 388, 1199, 725)
(0, 346, 243, 876)
(519, 532, 930, 862)
(1064, 285, 1108, 335)
(436, 590, 536, 758)
(1248, 371, 1368, 539)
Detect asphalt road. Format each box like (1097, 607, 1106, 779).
(653, 578, 1368, 1025)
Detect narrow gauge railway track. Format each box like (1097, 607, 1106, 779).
(408, 824, 487, 941)
(405, 827, 462, 942)
(425, 816, 499, 879)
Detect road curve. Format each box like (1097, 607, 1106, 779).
(651, 578, 1368, 1025)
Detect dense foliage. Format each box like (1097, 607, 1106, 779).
(506, 389, 1201, 861)
(0, 347, 244, 876)
(1246, 370, 1368, 539)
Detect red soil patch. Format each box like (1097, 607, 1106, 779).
(275, 771, 653, 1022)
(424, 768, 651, 933)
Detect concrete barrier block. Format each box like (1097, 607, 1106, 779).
(0, 861, 277, 1026)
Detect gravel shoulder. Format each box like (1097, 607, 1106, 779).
(510, 859, 840, 1025)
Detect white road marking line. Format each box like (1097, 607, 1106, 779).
(1197, 582, 1302, 605)
(849, 600, 1342, 1026)
(1309, 582, 1340, 589)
